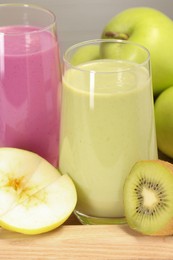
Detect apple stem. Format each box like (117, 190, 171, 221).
(104, 31, 129, 40)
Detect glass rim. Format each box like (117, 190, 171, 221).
(63, 39, 150, 73)
(0, 3, 56, 36)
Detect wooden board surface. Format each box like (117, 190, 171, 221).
(1, 214, 173, 260)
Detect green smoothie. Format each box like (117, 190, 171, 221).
(59, 59, 158, 218)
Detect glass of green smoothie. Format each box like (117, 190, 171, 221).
(59, 39, 158, 224)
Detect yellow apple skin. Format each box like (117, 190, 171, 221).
(102, 7, 173, 96)
(155, 86, 173, 158)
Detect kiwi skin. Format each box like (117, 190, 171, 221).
(123, 160, 173, 236)
(153, 160, 173, 236)
(154, 160, 173, 236)
(156, 218, 173, 236)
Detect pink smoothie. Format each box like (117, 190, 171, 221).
(0, 25, 61, 166)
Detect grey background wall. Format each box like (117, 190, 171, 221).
(0, 0, 173, 58)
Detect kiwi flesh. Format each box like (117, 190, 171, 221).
(124, 160, 173, 236)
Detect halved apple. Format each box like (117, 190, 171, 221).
(0, 148, 77, 235)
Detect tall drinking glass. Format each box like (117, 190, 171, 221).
(59, 39, 158, 224)
(0, 4, 61, 166)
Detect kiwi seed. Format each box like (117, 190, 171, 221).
(134, 177, 168, 216)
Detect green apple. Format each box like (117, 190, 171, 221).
(155, 86, 173, 158)
(102, 7, 173, 96)
(0, 148, 77, 234)
(70, 44, 100, 65)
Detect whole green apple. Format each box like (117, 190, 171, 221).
(102, 7, 173, 96)
(69, 44, 100, 66)
(155, 86, 173, 158)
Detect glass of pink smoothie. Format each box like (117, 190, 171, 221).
(0, 4, 61, 166)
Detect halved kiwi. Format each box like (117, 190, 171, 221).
(124, 160, 173, 236)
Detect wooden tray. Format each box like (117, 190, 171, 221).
(1, 213, 173, 260)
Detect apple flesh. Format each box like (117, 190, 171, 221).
(155, 86, 173, 159)
(102, 7, 173, 97)
(0, 148, 77, 235)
